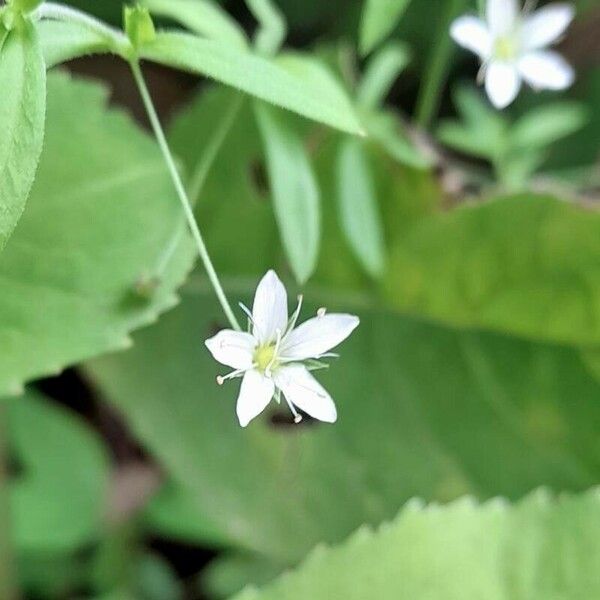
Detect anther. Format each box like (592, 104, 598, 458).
(294, 414, 303, 424)
(317, 307, 327, 317)
(216, 375, 225, 385)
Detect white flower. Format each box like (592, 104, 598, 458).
(451, 0, 575, 108)
(205, 270, 360, 427)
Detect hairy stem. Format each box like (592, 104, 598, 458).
(0, 404, 17, 600)
(130, 60, 241, 331)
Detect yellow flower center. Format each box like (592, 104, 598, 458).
(494, 36, 517, 60)
(254, 344, 277, 373)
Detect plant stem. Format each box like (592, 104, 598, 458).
(130, 60, 241, 331)
(153, 97, 243, 276)
(0, 404, 17, 600)
(154, 93, 244, 277)
(35, 2, 130, 56)
(415, 0, 467, 129)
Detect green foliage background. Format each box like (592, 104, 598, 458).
(0, 0, 599, 598)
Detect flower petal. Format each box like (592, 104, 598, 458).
(518, 50, 574, 90)
(205, 330, 256, 369)
(280, 314, 359, 360)
(485, 61, 521, 108)
(274, 365, 337, 423)
(450, 15, 493, 59)
(252, 270, 288, 344)
(487, 0, 518, 35)
(236, 369, 275, 427)
(522, 3, 574, 51)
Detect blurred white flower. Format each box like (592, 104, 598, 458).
(451, 0, 575, 108)
(205, 270, 359, 427)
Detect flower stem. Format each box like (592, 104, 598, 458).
(130, 60, 241, 331)
(154, 93, 244, 278)
(0, 404, 18, 600)
(415, 0, 467, 129)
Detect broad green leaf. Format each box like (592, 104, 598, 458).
(246, 0, 286, 56)
(0, 23, 45, 252)
(235, 490, 600, 600)
(0, 72, 195, 396)
(139, 31, 363, 134)
(86, 87, 600, 594)
(38, 19, 112, 68)
(510, 102, 589, 151)
(8, 390, 109, 552)
(87, 288, 600, 567)
(360, 0, 412, 56)
(144, 482, 234, 546)
(385, 194, 600, 345)
(254, 102, 320, 284)
(202, 554, 284, 599)
(336, 138, 385, 277)
(356, 41, 410, 110)
(143, 0, 247, 49)
(136, 554, 183, 600)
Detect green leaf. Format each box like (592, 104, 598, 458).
(144, 482, 234, 546)
(385, 194, 600, 345)
(356, 41, 410, 110)
(143, 0, 247, 49)
(365, 111, 431, 169)
(139, 31, 363, 134)
(437, 121, 496, 159)
(9, 390, 109, 552)
(202, 553, 284, 599)
(135, 554, 183, 600)
(84, 83, 600, 596)
(437, 85, 506, 160)
(360, 0, 412, 56)
(38, 19, 112, 68)
(0, 72, 195, 396)
(234, 490, 600, 600)
(336, 138, 385, 277)
(0, 23, 45, 252)
(246, 0, 286, 56)
(254, 102, 320, 284)
(87, 287, 600, 568)
(510, 102, 589, 151)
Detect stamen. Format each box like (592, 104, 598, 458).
(317, 307, 327, 318)
(216, 366, 252, 385)
(286, 294, 304, 334)
(238, 302, 254, 323)
(265, 328, 282, 377)
(282, 394, 302, 424)
(239, 302, 262, 338)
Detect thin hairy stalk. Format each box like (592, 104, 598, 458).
(154, 93, 244, 277)
(35, 2, 130, 55)
(415, 0, 467, 129)
(130, 60, 241, 331)
(0, 404, 18, 600)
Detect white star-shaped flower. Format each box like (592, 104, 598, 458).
(451, 0, 575, 108)
(205, 270, 360, 427)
